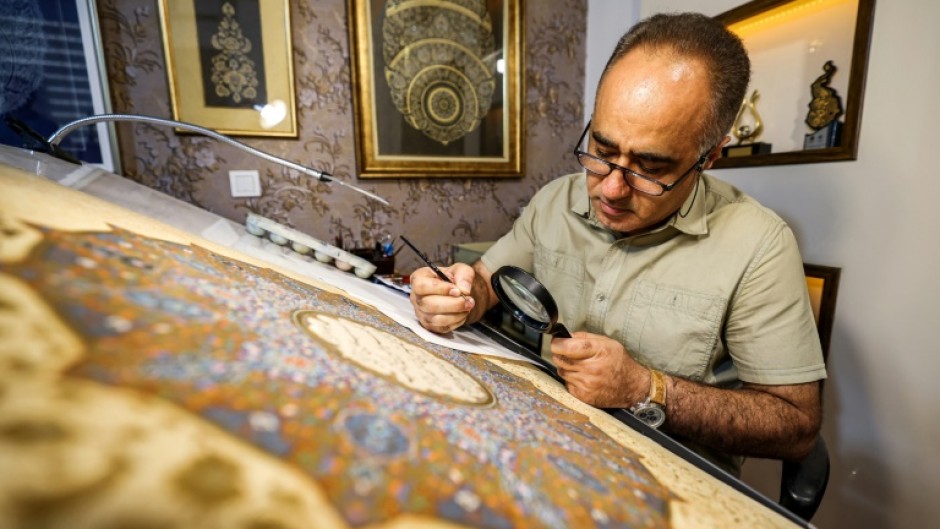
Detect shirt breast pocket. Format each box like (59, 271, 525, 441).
(533, 245, 585, 327)
(622, 280, 726, 381)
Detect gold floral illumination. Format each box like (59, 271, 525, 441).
(209, 2, 260, 104)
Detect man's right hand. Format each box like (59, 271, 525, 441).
(409, 262, 476, 333)
(410, 261, 494, 334)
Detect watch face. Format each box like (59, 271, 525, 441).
(634, 403, 666, 429)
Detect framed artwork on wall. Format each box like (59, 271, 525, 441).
(157, 0, 297, 137)
(347, 0, 524, 178)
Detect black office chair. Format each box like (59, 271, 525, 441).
(778, 264, 840, 521)
(780, 434, 830, 521)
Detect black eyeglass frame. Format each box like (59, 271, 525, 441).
(572, 121, 712, 197)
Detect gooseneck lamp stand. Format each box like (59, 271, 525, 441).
(46, 113, 388, 205)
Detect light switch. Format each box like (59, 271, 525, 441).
(229, 169, 261, 198)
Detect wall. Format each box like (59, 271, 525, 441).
(95, 0, 586, 272)
(586, 1, 940, 528)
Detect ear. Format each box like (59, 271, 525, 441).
(703, 136, 732, 169)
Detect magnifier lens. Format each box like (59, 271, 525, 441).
(489, 267, 567, 384)
(501, 275, 551, 323)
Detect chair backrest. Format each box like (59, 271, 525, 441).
(777, 263, 841, 521)
(803, 263, 841, 362)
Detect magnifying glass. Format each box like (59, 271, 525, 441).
(491, 265, 571, 339)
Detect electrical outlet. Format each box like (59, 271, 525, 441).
(229, 169, 261, 198)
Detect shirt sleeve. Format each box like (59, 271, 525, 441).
(724, 222, 828, 385)
(480, 184, 546, 275)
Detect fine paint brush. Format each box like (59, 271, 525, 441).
(399, 236, 453, 284)
(399, 236, 471, 303)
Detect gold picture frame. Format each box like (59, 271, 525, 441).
(157, 0, 297, 137)
(347, 0, 524, 178)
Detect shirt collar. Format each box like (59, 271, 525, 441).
(669, 175, 709, 236)
(570, 173, 711, 240)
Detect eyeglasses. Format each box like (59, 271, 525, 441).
(572, 121, 709, 197)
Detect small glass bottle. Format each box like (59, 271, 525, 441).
(380, 232, 394, 257)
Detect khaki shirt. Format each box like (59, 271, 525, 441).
(482, 172, 827, 474)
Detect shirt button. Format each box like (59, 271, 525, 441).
(597, 294, 606, 302)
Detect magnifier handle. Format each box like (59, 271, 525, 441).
(550, 324, 572, 339)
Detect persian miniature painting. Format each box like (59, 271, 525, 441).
(0, 168, 799, 529)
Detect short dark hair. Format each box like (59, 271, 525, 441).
(600, 12, 750, 152)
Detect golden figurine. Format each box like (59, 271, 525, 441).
(732, 90, 764, 144)
(805, 60, 844, 131)
(803, 60, 845, 149)
(722, 89, 772, 158)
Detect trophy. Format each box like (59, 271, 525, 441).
(803, 60, 844, 149)
(722, 90, 772, 158)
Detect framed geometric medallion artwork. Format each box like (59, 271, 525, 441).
(348, 0, 524, 178)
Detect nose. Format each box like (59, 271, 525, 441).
(600, 167, 634, 199)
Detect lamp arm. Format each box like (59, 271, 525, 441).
(47, 113, 389, 205)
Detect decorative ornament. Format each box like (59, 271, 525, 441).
(210, 2, 259, 104)
(732, 90, 765, 145)
(382, 0, 497, 145)
(805, 60, 844, 131)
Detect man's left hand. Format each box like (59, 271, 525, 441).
(551, 332, 648, 408)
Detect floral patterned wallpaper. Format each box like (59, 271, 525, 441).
(96, 0, 586, 273)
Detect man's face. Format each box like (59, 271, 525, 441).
(586, 48, 722, 234)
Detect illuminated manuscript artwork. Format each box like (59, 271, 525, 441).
(294, 311, 495, 406)
(0, 166, 800, 529)
(0, 213, 667, 526)
(209, 2, 260, 105)
(382, 0, 496, 145)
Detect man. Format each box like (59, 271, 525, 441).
(409, 13, 826, 476)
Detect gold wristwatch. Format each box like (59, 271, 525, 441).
(629, 369, 667, 429)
